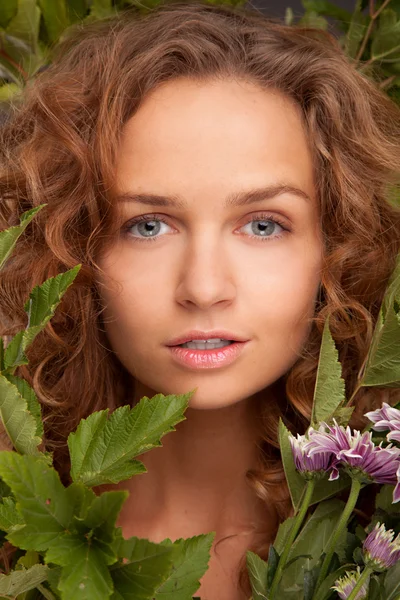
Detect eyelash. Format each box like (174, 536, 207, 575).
(122, 212, 290, 243)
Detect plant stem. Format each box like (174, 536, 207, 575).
(355, 0, 393, 65)
(347, 566, 373, 600)
(346, 381, 363, 407)
(269, 478, 316, 599)
(313, 477, 362, 596)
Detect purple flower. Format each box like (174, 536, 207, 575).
(303, 420, 400, 490)
(332, 567, 369, 600)
(288, 431, 335, 479)
(363, 522, 400, 571)
(397, 464, 400, 503)
(365, 403, 400, 443)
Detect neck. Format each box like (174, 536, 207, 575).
(106, 385, 276, 544)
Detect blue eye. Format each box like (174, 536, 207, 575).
(123, 213, 289, 243)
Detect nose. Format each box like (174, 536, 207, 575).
(174, 230, 236, 310)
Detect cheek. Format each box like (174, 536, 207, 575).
(249, 250, 321, 344)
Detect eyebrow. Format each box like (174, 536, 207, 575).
(116, 184, 311, 209)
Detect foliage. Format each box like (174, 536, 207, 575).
(0, 1, 400, 599)
(1, 0, 400, 106)
(0, 210, 215, 599)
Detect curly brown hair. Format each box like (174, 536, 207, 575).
(1, 0, 400, 595)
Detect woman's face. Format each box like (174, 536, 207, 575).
(97, 78, 323, 409)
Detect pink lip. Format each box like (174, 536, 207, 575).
(167, 341, 248, 370)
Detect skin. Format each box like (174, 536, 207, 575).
(96, 77, 324, 598)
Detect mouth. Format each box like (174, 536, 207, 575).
(166, 340, 249, 370)
(174, 339, 236, 350)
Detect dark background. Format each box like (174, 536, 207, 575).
(245, 0, 357, 18)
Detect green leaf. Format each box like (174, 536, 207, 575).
(3, 374, 44, 439)
(37, 0, 69, 43)
(0, 338, 4, 372)
(284, 7, 294, 26)
(246, 550, 268, 600)
(6, 0, 41, 53)
(4, 265, 81, 371)
(16, 550, 40, 569)
(0, 564, 49, 596)
(279, 499, 347, 595)
(67, 477, 96, 508)
(311, 564, 355, 600)
(311, 314, 346, 427)
(0, 82, 20, 101)
(302, 0, 352, 23)
(375, 484, 400, 513)
(362, 302, 400, 386)
(90, 0, 115, 18)
(329, 405, 354, 426)
(75, 490, 128, 545)
(0, 0, 18, 29)
(110, 538, 176, 600)
(0, 374, 42, 455)
(298, 11, 328, 30)
(383, 253, 400, 318)
(0, 452, 74, 550)
(0, 206, 45, 271)
(371, 9, 400, 62)
(66, 0, 88, 23)
(384, 560, 400, 600)
(0, 496, 24, 531)
(344, 0, 368, 58)
(68, 391, 193, 487)
(303, 563, 319, 600)
(279, 419, 306, 512)
(154, 533, 214, 599)
(266, 545, 280, 591)
(273, 515, 296, 556)
(46, 533, 115, 600)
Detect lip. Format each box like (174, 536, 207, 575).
(166, 330, 250, 346)
(167, 341, 248, 370)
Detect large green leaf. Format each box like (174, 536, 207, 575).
(74, 490, 128, 545)
(46, 533, 115, 600)
(0, 205, 45, 271)
(37, 0, 69, 43)
(0, 374, 42, 455)
(0, 564, 49, 597)
(344, 0, 368, 58)
(0, 82, 20, 100)
(90, 0, 115, 18)
(384, 560, 400, 600)
(302, 0, 352, 24)
(371, 9, 400, 62)
(66, 0, 87, 23)
(6, 0, 41, 53)
(154, 533, 215, 599)
(279, 419, 307, 512)
(362, 302, 400, 386)
(0, 452, 74, 551)
(311, 314, 346, 427)
(42, 491, 127, 600)
(246, 550, 269, 600)
(3, 265, 81, 371)
(3, 374, 44, 438)
(110, 537, 176, 600)
(278, 499, 347, 596)
(0, 0, 18, 29)
(68, 391, 193, 487)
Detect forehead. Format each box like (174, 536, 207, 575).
(115, 78, 315, 206)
